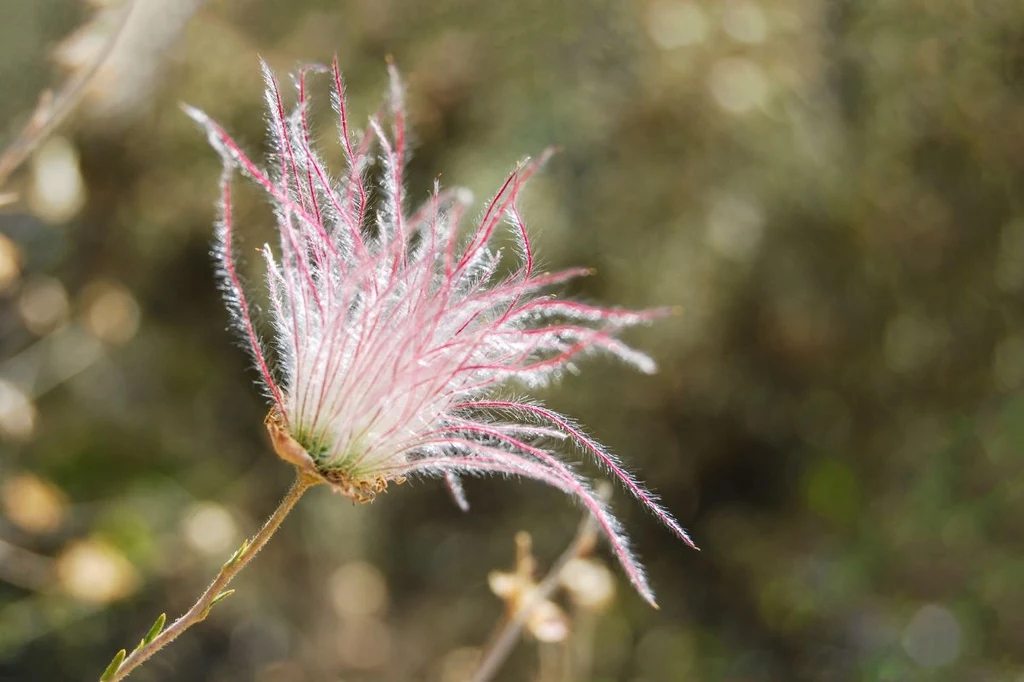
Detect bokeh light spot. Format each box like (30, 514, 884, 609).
(708, 58, 768, 113)
(81, 280, 141, 345)
(559, 557, 616, 610)
(721, 0, 768, 44)
(902, 604, 962, 668)
(0, 234, 21, 293)
(0, 472, 67, 534)
(28, 136, 86, 224)
(646, 1, 709, 49)
(17, 276, 70, 335)
(0, 379, 36, 442)
(330, 560, 389, 617)
(56, 539, 138, 604)
(183, 502, 238, 556)
(706, 193, 765, 262)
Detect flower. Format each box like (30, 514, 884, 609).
(185, 58, 695, 606)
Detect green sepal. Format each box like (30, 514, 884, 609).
(99, 649, 126, 681)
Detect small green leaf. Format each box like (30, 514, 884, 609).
(224, 540, 249, 567)
(99, 649, 126, 681)
(144, 613, 166, 644)
(209, 589, 235, 608)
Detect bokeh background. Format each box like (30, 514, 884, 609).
(1, 0, 1023, 680)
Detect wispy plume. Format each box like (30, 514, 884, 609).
(185, 58, 695, 606)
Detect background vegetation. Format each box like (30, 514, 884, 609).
(1, 0, 1023, 680)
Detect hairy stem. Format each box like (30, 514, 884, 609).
(469, 510, 600, 682)
(102, 472, 319, 682)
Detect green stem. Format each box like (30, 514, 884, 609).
(101, 472, 319, 682)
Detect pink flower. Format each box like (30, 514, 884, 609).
(185, 59, 695, 607)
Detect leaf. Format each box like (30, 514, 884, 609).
(130, 612, 168, 655)
(99, 649, 126, 681)
(224, 540, 249, 568)
(209, 589, 235, 608)
(143, 613, 166, 644)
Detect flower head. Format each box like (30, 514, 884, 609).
(186, 59, 695, 606)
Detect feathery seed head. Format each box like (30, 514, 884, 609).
(186, 58, 695, 607)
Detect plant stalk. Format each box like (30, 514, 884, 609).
(103, 472, 318, 682)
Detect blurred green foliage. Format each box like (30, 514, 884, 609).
(0, 0, 1023, 680)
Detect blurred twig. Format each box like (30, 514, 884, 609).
(0, 0, 136, 201)
(0, 536, 54, 591)
(567, 606, 598, 681)
(468, 500, 602, 682)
